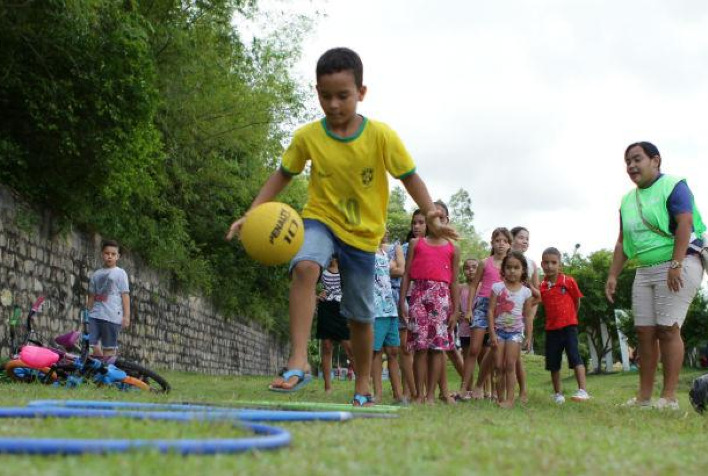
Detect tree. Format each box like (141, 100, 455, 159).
(447, 188, 487, 263)
(386, 186, 410, 244)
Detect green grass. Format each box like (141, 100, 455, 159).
(1, 356, 708, 475)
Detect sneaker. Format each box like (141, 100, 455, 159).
(571, 389, 591, 402)
(654, 397, 680, 411)
(621, 397, 652, 408)
(552, 393, 565, 404)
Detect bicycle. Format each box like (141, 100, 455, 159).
(4, 296, 170, 393)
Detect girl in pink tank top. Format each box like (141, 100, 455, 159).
(457, 227, 512, 400)
(399, 202, 460, 405)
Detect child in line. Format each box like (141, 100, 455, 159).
(539, 247, 590, 403)
(398, 210, 427, 401)
(226, 47, 456, 405)
(488, 251, 534, 408)
(372, 235, 404, 403)
(460, 227, 512, 399)
(87, 240, 130, 357)
(400, 201, 460, 404)
(510, 226, 541, 403)
(452, 257, 482, 400)
(316, 257, 354, 394)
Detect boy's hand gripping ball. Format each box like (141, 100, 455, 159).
(240, 202, 304, 265)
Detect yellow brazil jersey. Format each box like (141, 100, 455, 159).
(281, 117, 416, 252)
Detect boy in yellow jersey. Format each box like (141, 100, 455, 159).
(226, 47, 456, 406)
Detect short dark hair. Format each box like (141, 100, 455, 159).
(542, 247, 561, 259)
(316, 47, 363, 88)
(510, 226, 528, 238)
(625, 141, 660, 160)
(501, 250, 528, 282)
(101, 239, 120, 252)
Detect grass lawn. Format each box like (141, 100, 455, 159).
(1, 355, 707, 475)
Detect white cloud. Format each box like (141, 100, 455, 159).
(266, 0, 708, 261)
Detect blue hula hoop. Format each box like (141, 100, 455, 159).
(0, 407, 290, 455)
(27, 400, 353, 422)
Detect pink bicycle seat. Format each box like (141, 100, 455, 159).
(54, 330, 80, 350)
(20, 345, 59, 369)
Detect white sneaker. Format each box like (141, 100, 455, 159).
(571, 389, 591, 402)
(654, 397, 680, 411)
(552, 393, 565, 404)
(621, 397, 652, 409)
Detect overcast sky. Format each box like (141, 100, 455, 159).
(256, 0, 708, 262)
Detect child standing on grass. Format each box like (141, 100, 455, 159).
(226, 47, 456, 406)
(453, 257, 479, 399)
(488, 251, 534, 408)
(372, 235, 404, 403)
(398, 209, 427, 402)
(87, 240, 130, 357)
(540, 247, 590, 404)
(316, 257, 354, 394)
(510, 226, 541, 403)
(400, 202, 460, 404)
(460, 227, 512, 399)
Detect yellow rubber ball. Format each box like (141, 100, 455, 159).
(240, 202, 304, 266)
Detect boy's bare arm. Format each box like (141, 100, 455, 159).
(400, 173, 459, 240)
(122, 293, 130, 328)
(87, 294, 95, 310)
(226, 169, 293, 240)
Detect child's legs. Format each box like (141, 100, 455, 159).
(398, 328, 416, 399)
(493, 341, 506, 400)
(321, 339, 334, 391)
(384, 346, 403, 400)
(426, 350, 444, 403)
(413, 350, 428, 402)
(516, 357, 527, 398)
(551, 371, 562, 394)
(461, 329, 486, 391)
(446, 348, 464, 378)
(562, 326, 587, 391)
(474, 338, 495, 393)
(371, 350, 384, 401)
(338, 241, 376, 397)
(502, 341, 521, 403)
(88, 317, 103, 356)
(280, 220, 335, 382)
(287, 260, 320, 371)
(341, 339, 355, 366)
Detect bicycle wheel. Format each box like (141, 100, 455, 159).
(113, 359, 170, 393)
(4, 360, 57, 384)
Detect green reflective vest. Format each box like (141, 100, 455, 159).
(620, 175, 706, 266)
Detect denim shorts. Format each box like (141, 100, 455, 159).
(471, 297, 490, 329)
(495, 328, 524, 343)
(290, 219, 376, 323)
(88, 317, 122, 349)
(373, 316, 400, 351)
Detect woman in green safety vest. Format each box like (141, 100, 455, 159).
(605, 141, 705, 410)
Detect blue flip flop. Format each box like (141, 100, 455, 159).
(268, 369, 312, 393)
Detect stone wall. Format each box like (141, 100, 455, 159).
(0, 187, 288, 375)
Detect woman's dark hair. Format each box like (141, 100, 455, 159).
(500, 250, 528, 283)
(316, 47, 364, 88)
(510, 226, 528, 238)
(625, 142, 661, 171)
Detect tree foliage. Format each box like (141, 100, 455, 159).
(0, 0, 312, 332)
(447, 188, 487, 263)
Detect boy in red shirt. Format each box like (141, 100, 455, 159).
(540, 247, 590, 404)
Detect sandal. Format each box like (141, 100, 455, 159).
(352, 393, 375, 407)
(268, 368, 312, 393)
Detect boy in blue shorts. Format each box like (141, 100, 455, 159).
(87, 240, 130, 357)
(539, 247, 590, 404)
(226, 47, 456, 406)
